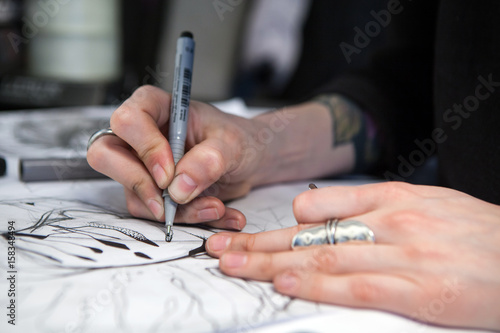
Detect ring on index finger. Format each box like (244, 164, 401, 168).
(87, 128, 117, 151)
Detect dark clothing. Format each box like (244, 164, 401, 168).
(323, 0, 500, 204)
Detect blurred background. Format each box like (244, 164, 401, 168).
(0, 0, 387, 111)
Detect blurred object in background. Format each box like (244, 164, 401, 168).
(0, 0, 122, 110)
(26, 0, 121, 82)
(0, 0, 22, 76)
(234, 0, 389, 105)
(237, 0, 311, 99)
(0, 0, 392, 110)
(117, 0, 167, 105)
(157, 0, 248, 102)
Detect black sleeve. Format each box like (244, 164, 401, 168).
(434, 0, 500, 204)
(317, 0, 439, 176)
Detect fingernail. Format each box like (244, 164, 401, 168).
(225, 219, 241, 230)
(221, 252, 247, 268)
(277, 272, 298, 290)
(169, 173, 197, 203)
(198, 208, 219, 221)
(152, 164, 168, 188)
(147, 199, 163, 221)
(207, 234, 231, 252)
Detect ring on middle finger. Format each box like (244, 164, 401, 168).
(291, 218, 375, 248)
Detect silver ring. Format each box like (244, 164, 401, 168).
(325, 218, 338, 245)
(291, 219, 375, 248)
(87, 128, 117, 151)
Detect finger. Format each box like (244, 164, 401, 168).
(293, 182, 404, 223)
(274, 271, 420, 316)
(167, 137, 238, 204)
(217, 245, 416, 281)
(206, 224, 320, 257)
(125, 189, 246, 230)
(176, 197, 246, 230)
(202, 207, 247, 230)
(110, 85, 174, 189)
(293, 182, 424, 223)
(88, 135, 165, 221)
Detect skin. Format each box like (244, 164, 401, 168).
(87, 85, 500, 330)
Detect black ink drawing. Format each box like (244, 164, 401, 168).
(0, 182, 338, 332)
(0, 198, 211, 269)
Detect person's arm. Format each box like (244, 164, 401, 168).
(248, 94, 379, 187)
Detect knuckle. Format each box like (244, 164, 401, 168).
(255, 253, 275, 275)
(136, 142, 160, 163)
(200, 145, 226, 181)
(350, 276, 384, 304)
(111, 102, 132, 124)
(110, 104, 136, 135)
(131, 177, 149, 198)
(309, 246, 339, 272)
(348, 186, 367, 206)
(133, 84, 156, 95)
(384, 209, 419, 229)
(379, 181, 413, 199)
(244, 233, 257, 251)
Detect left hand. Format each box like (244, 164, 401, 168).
(206, 182, 500, 331)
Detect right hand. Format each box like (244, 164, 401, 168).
(87, 85, 265, 230)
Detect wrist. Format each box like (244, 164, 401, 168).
(249, 101, 356, 186)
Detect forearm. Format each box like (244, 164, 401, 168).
(249, 94, 374, 186)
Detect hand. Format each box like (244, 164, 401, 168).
(87, 85, 265, 229)
(206, 182, 500, 330)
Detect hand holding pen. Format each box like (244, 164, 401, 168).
(86, 84, 256, 232)
(87, 33, 360, 240)
(87, 82, 352, 237)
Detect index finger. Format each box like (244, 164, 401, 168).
(110, 85, 175, 189)
(293, 182, 459, 223)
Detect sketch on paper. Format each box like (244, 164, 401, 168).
(0, 182, 341, 333)
(0, 107, 114, 158)
(0, 198, 210, 270)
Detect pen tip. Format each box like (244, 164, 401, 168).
(165, 225, 173, 242)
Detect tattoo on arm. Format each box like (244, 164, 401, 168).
(313, 94, 380, 172)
